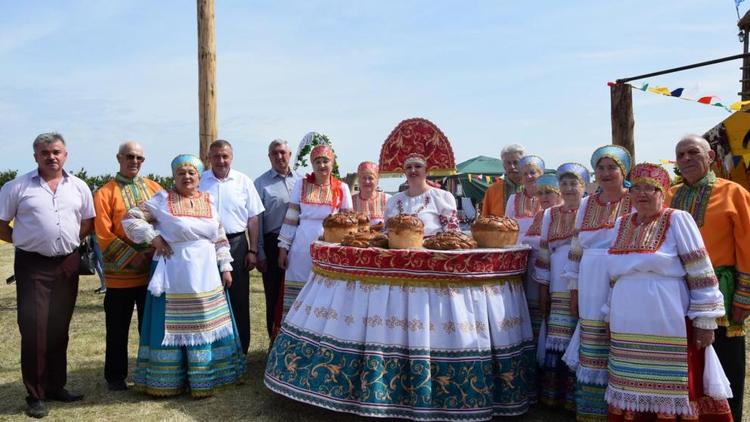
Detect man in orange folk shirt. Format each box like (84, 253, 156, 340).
(94, 141, 162, 391)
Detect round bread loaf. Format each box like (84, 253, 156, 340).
(341, 231, 389, 249)
(470, 216, 519, 247)
(386, 215, 424, 249)
(323, 212, 359, 243)
(423, 231, 478, 250)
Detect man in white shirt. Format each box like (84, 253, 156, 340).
(199, 139, 264, 354)
(0, 133, 95, 418)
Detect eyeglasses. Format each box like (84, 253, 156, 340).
(121, 153, 145, 162)
(629, 185, 659, 194)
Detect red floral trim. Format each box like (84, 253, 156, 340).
(514, 190, 540, 219)
(310, 241, 529, 284)
(686, 274, 719, 290)
(679, 248, 709, 266)
(580, 193, 631, 232)
(526, 211, 544, 236)
(609, 209, 673, 255)
(547, 206, 577, 242)
(167, 191, 213, 218)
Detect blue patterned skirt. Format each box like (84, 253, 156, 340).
(133, 291, 247, 397)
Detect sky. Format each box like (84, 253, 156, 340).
(1, 1, 748, 188)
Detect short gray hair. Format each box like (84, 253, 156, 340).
(501, 144, 525, 159)
(268, 139, 289, 153)
(209, 139, 233, 150)
(33, 132, 65, 151)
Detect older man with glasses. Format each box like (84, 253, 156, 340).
(93, 141, 162, 392)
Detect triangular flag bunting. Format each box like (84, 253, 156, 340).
(670, 88, 684, 97)
(744, 153, 750, 167)
(648, 86, 671, 95)
(697, 96, 714, 104)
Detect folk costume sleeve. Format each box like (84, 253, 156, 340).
(339, 183, 353, 212)
(278, 179, 302, 250)
(534, 208, 553, 286)
(94, 183, 142, 272)
(728, 184, 750, 315)
(672, 210, 726, 329)
(563, 197, 587, 290)
(434, 189, 459, 232)
(122, 192, 160, 244)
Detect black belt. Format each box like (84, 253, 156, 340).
(227, 231, 246, 239)
(17, 248, 76, 261)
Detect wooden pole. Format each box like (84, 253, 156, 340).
(610, 83, 635, 162)
(197, 0, 217, 167)
(739, 10, 750, 101)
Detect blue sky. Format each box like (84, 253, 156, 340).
(0, 1, 747, 185)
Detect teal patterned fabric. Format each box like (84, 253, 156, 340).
(133, 291, 246, 397)
(264, 324, 537, 421)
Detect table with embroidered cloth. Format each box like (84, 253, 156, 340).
(264, 241, 537, 422)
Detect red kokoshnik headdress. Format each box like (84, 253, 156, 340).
(630, 163, 671, 193)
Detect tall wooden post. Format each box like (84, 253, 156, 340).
(739, 10, 750, 101)
(610, 83, 635, 162)
(197, 0, 217, 166)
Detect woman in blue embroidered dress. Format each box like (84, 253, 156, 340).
(122, 154, 245, 397)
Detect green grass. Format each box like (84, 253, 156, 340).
(0, 242, 745, 421)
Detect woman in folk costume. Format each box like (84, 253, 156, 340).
(603, 163, 732, 421)
(122, 154, 245, 397)
(521, 174, 562, 342)
(506, 155, 544, 236)
(535, 163, 589, 411)
(352, 161, 391, 227)
(275, 145, 352, 335)
(563, 145, 633, 422)
(384, 153, 459, 235)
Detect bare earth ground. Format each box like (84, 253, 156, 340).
(0, 243, 745, 421)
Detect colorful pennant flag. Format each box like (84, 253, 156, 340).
(616, 81, 736, 113)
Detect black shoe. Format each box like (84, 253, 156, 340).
(46, 389, 84, 402)
(25, 398, 48, 418)
(107, 380, 128, 391)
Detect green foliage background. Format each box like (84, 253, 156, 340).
(0, 169, 174, 191)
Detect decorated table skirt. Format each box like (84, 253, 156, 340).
(264, 242, 536, 421)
